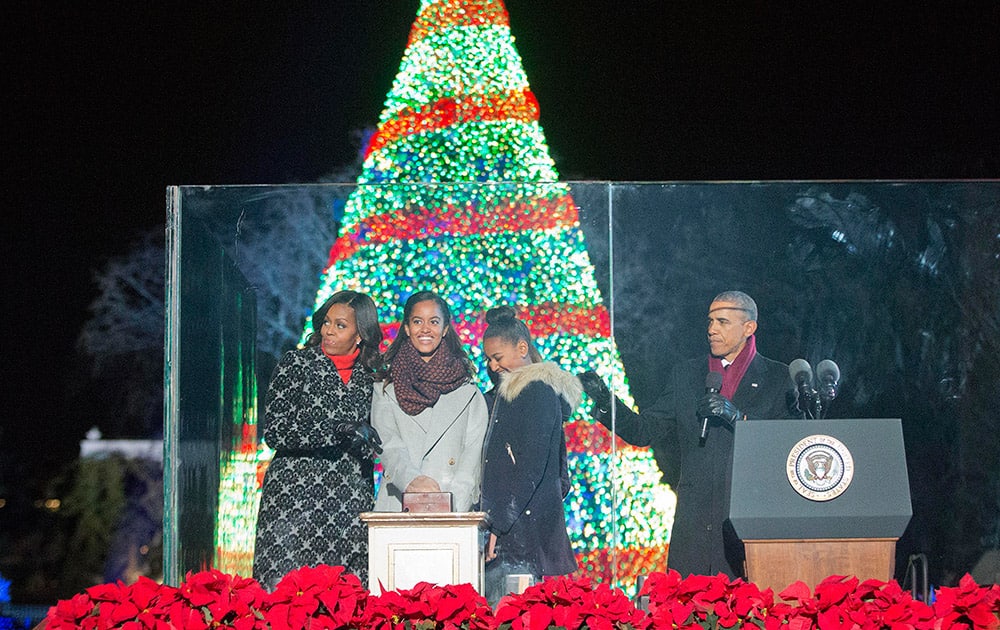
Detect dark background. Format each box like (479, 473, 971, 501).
(4, 0, 999, 600)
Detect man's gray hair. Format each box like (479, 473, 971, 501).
(712, 290, 758, 322)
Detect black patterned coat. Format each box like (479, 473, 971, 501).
(252, 346, 375, 590)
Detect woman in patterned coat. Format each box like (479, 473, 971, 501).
(253, 290, 383, 590)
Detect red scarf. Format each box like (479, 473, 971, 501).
(323, 345, 360, 384)
(390, 338, 468, 416)
(708, 334, 756, 399)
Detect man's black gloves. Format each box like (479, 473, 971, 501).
(335, 421, 383, 458)
(578, 371, 612, 413)
(696, 392, 743, 427)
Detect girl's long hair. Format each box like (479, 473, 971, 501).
(379, 290, 475, 383)
(483, 305, 543, 363)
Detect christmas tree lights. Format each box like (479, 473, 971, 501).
(215, 0, 673, 591)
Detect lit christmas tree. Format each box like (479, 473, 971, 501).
(309, 0, 673, 589)
(218, 0, 674, 590)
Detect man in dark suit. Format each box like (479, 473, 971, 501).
(580, 290, 793, 578)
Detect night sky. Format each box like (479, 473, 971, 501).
(5, 3, 999, 485)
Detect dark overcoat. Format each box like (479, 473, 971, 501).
(608, 352, 792, 577)
(481, 362, 581, 578)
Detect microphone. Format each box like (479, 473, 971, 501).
(789, 359, 815, 398)
(816, 359, 840, 401)
(700, 371, 724, 440)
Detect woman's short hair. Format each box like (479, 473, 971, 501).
(306, 290, 383, 371)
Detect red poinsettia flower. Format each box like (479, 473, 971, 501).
(420, 582, 492, 630)
(46, 592, 97, 629)
(266, 564, 369, 630)
(687, 573, 732, 613)
(129, 576, 178, 625)
(730, 580, 775, 620)
(494, 575, 646, 630)
(642, 571, 781, 629)
(934, 574, 1000, 630)
(175, 569, 267, 629)
(362, 581, 491, 630)
(641, 571, 703, 629)
(166, 600, 211, 630)
(813, 575, 860, 608)
(645, 600, 700, 630)
(868, 580, 937, 630)
(88, 582, 143, 627)
(315, 575, 368, 627)
(639, 570, 684, 602)
(583, 582, 650, 630)
(372, 585, 433, 623)
(778, 580, 813, 605)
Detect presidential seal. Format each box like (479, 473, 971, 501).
(786, 434, 854, 501)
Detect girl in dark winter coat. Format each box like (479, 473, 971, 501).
(253, 290, 383, 590)
(480, 306, 580, 605)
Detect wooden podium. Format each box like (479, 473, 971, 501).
(360, 511, 487, 594)
(743, 538, 897, 594)
(729, 419, 912, 594)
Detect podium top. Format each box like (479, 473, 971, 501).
(729, 418, 912, 540)
(359, 511, 488, 527)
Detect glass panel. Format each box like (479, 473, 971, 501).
(165, 184, 361, 584)
(607, 181, 1000, 589)
(164, 182, 618, 585)
(168, 180, 1000, 592)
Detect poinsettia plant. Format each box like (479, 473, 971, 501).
(265, 564, 368, 630)
(494, 575, 649, 630)
(933, 573, 1000, 630)
(41, 566, 1000, 630)
(776, 575, 938, 630)
(363, 581, 493, 630)
(640, 570, 1000, 630)
(640, 570, 776, 630)
(46, 569, 268, 629)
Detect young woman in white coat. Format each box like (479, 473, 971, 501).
(372, 291, 488, 512)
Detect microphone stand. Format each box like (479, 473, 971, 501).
(797, 384, 817, 419)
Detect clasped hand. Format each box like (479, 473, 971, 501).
(405, 475, 441, 493)
(335, 421, 383, 458)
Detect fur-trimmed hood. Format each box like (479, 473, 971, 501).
(497, 361, 583, 411)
